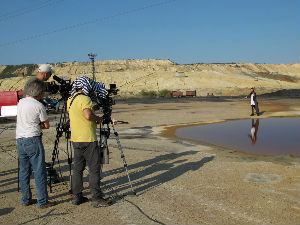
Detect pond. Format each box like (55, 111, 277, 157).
(175, 117, 300, 156)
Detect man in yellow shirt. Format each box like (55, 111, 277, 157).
(67, 76, 109, 208)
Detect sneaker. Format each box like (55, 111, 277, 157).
(39, 201, 55, 209)
(72, 195, 89, 205)
(250, 114, 254, 116)
(91, 197, 111, 208)
(22, 199, 37, 206)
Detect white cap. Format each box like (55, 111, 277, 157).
(38, 64, 55, 74)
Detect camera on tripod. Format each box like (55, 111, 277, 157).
(96, 84, 118, 124)
(45, 75, 72, 100)
(47, 78, 136, 195)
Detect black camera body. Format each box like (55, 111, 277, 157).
(45, 75, 72, 100)
(97, 84, 118, 124)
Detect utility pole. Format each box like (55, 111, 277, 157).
(88, 53, 97, 81)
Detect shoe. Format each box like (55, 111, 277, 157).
(91, 197, 111, 208)
(250, 114, 254, 116)
(23, 199, 37, 206)
(72, 195, 89, 205)
(39, 201, 55, 209)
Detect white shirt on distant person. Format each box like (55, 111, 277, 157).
(250, 93, 255, 105)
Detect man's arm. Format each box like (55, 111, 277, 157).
(40, 120, 50, 129)
(83, 108, 102, 123)
(245, 92, 251, 99)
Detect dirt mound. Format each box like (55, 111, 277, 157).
(259, 89, 300, 98)
(0, 60, 299, 97)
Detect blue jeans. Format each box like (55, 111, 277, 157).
(17, 136, 48, 207)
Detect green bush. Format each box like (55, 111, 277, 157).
(140, 89, 171, 98)
(158, 89, 170, 97)
(140, 89, 157, 98)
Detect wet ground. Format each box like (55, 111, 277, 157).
(175, 117, 300, 157)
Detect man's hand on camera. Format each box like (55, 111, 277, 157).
(96, 116, 103, 124)
(93, 104, 100, 111)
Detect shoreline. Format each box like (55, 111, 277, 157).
(161, 117, 299, 160)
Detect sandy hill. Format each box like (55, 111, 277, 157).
(0, 59, 299, 97)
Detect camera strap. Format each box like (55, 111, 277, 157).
(68, 92, 85, 110)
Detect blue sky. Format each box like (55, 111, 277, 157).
(0, 0, 299, 65)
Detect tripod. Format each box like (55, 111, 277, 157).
(49, 99, 73, 193)
(99, 119, 136, 195)
(49, 93, 136, 196)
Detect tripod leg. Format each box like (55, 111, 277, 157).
(67, 140, 73, 194)
(49, 103, 71, 193)
(49, 135, 61, 193)
(17, 159, 20, 192)
(99, 130, 109, 164)
(111, 123, 136, 195)
(99, 128, 108, 181)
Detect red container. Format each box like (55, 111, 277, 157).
(0, 91, 23, 107)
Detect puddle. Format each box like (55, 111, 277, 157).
(175, 117, 300, 156)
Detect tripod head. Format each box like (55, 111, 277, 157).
(45, 75, 73, 101)
(95, 84, 119, 125)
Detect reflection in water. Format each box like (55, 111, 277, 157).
(175, 118, 300, 156)
(248, 119, 259, 144)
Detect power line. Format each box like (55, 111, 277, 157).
(0, 0, 53, 18)
(0, 0, 178, 48)
(0, 0, 65, 22)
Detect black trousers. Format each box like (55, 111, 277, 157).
(251, 103, 259, 114)
(71, 141, 102, 199)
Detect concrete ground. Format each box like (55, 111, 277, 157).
(0, 97, 299, 224)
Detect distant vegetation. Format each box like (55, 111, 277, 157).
(140, 90, 157, 98)
(158, 89, 171, 97)
(140, 89, 171, 98)
(0, 64, 37, 79)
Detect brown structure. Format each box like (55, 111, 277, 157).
(186, 90, 196, 97)
(171, 91, 183, 98)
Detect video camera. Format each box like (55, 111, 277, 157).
(45, 75, 72, 100)
(96, 84, 118, 124)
